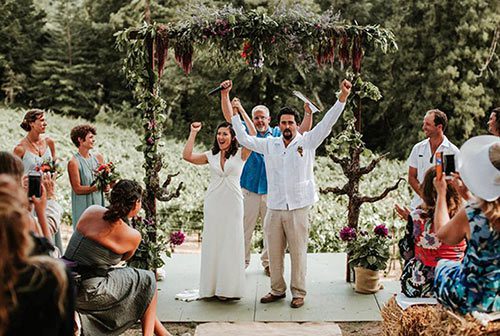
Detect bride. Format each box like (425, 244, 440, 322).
(182, 80, 254, 299)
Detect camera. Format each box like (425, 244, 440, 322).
(28, 172, 42, 198)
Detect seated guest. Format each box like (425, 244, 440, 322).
(64, 179, 171, 336)
(0, 151, 62, 243)
(0, 176, 74, 336)
(433, 135, 500, 314)
(398, 166, 466, 297)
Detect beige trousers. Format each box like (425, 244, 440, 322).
(264, 206, 310, 298)
(243, 189, 269, 268)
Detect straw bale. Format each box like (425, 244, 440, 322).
(381, 296, 500, 336)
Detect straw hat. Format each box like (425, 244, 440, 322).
(458, 135, 500, 201)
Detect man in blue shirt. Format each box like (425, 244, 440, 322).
(233, 100, 313, 274)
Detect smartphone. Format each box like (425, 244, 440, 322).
(28, 173, 42, 198)
(444, 154, 456, 178)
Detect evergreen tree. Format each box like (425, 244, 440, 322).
(0, 0, 47, 104)
(30, 0, 98, 118)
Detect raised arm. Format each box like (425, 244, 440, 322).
(220, 80, 234, 123)
(298, 103, 313, 134)
(231, 114, 268, 155)
(232, 98, 256, 136)
(433, 175, 470, 244)
(231, 97, 255, 161)
(302, 79, 351, 149)
(182, 122, 208, 165)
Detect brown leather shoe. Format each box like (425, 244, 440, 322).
(264, 266, 270, 277)
(260, 292, 286, 303)
(290, 297, 304, 308)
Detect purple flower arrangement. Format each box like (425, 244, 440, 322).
(169, 230, 185, 246)
(339, 224, 391, 271)
(374, 224, 389, 237)
(340, 226, 357, 242)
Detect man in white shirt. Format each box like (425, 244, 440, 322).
(407, 109, 460, 209)
(232, 79, 352, 308)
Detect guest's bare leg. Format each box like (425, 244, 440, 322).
(154, 318, 171, 336)
(142, 291, 168, 336)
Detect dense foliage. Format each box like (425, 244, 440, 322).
(0, 0, 497, 158)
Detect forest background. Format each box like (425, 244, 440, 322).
(0, 0, 498, 253)
(1, 0, 498, 157)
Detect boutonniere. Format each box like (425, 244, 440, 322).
(297, 146, 303, 157)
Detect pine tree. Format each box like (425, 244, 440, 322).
(30, 0, 97, 118)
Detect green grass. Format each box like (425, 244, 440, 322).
(0, 107, 412, 252)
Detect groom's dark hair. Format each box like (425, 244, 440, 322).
(277, 106, 301, 124)
(212, 122, 239, 159)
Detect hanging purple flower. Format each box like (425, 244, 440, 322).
(339, 226, 357, 242)
(170, 231, 185, 246)
(146, 137, 155, 146)
(374, 224, 389, 237)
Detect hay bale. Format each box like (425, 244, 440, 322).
(381, 296, 500, 336)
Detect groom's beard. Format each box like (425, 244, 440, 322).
(283, 129, 293, 140)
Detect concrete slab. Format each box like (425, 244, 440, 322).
(156, 253, 398, 322)
(194, 322, 342, 336)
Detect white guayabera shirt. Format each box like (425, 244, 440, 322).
(232, 100, 346, 211)
(407, 136, 460, 209)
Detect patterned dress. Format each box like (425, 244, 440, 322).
(399, 209, 466, 297)
(434, 204, 500, 314)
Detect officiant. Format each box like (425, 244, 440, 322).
(230, 79, 352, 309)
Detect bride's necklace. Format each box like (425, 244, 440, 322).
(26, 136, 43, 156)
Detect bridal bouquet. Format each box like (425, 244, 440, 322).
(91, 161, 120, 191)
(35, 159, 63, 178)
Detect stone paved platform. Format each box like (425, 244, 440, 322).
(157, 253, 400, 322)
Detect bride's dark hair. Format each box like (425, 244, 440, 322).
(103, 180, 143, 222)
(211, 122, 238, 159)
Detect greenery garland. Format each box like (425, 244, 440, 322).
(115, 5, 397, 271)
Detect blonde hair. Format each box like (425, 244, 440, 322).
(0, 176, 68, 335)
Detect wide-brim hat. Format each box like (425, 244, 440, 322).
(458, 135, 500, 201)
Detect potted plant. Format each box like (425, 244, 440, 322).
(340, 224, 391, 293)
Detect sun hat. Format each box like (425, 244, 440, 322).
(458, 135, 500, 201)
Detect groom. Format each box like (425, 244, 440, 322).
(231, 79, 352, 308)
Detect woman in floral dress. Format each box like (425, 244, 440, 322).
(399, 166, 466, 297)
(433, 136, 499, 314)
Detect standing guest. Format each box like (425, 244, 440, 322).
(487, 107, 500, 136)
(407, 109, 460, 209)
(13, 109, 56, 174)
(231, 79, 351, 308)
(183, 119, 252, 299)
(398, 166, 466, 297)
(0, 176, 75, 336)
(433, 135, 500, 314)
(13, 109, 63, 250)
(68, 124, 106, 228)
(64, 180, 171, 336)
(221, 83, 312, 274)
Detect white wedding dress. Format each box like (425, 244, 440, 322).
(199, 149, 245, 298)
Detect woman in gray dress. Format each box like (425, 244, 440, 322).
(64, 180, 171, 336)
(67, 124, 106, 228)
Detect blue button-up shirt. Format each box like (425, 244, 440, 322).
(240, 125, 281, 194)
